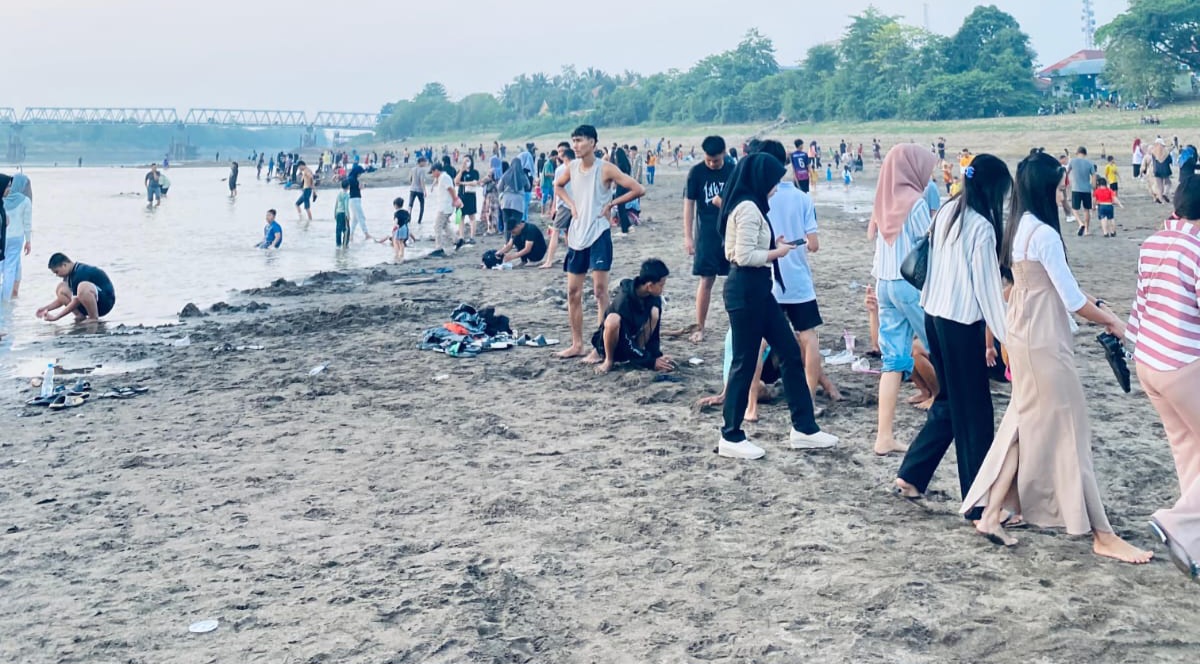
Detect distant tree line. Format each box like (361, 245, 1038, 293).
(1098, 0, 1200, 102)
(376, 6, 1047, 139)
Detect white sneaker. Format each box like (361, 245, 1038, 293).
(718, 435, 765, 459)
(789, 429, 838, 450)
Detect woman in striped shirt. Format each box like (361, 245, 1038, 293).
(868, 144, 940, 456)
(1129, 177, 1200, 579)
(961, 151, 1152, 564)
(894, 155, 1011, 513)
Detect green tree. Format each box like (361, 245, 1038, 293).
(1097, 0, 1200, 73)
(946, 5, 1034, 74)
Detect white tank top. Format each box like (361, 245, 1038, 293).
(567, 159, 613, 250)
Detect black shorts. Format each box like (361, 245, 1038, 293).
(1071, 191, 1092, 210)
(781, 300, 823, 333)
(795, 178, 810, 193)
(1098, 204, 1115, 220)
(554, 207, 572, 232)
(75, 287, 115, 318)
(692, 224, 730, 277)
(564, 230, 613, 275)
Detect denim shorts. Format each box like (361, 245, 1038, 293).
(876, 278, 928, 375)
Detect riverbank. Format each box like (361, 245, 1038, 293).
(1, 159, 1198, 662)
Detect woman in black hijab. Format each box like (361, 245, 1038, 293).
(718, 152, 839, 460)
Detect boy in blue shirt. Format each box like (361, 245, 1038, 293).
(257, 209, 282, 249)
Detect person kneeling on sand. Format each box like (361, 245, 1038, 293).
(586, 258, 675, 374)
(36, 252, 116, 322)
(495, 218, 547, 267)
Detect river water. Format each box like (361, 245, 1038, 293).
(0, 165, 415, 375)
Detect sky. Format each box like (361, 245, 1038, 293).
(6, 0, 1128, 116)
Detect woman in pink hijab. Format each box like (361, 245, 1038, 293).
(868, 143, 941, 456)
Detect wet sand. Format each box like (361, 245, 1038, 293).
(2, 155, 1199, 663)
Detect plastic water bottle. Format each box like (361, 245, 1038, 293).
(40, 363, 55, 397)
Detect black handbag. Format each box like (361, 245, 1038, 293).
(900, 222, 934, 290)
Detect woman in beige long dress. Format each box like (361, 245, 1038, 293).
(961, 151, 1153, 564)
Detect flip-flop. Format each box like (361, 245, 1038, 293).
(48, 394, 86, 410)
(1150, 519, 1199, 580)
(890, 485, 924, 504)
(25, 392, 62, 407)
(1001, 513, 1028, 529)
(979, 528, 1019, 547)
(520, 334, 559, 347)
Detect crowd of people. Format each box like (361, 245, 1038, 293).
(6, 119, 1200, 583)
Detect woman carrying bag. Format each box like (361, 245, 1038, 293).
(717, 153, 838, 460)
(894, 155, 1011, 512)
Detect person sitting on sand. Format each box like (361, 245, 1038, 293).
(256, 209, 282, 249)
(586, 258, 674, 374)
(495, 218, 547, 267)
(36, 253, 115, 322)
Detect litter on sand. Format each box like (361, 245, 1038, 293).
(688, 357, 704, 366)
(308, 365, 326, 376)
(188, 619, 219, 634)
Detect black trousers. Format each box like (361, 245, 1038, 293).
(722, 266, 819, 441)
(898, 316, 995, 507)
(616, 201, 632, 234)
(409, 191, 426, 224)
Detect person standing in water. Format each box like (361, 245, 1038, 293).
(228, 161, 239, 199)
(554, 125, 645, 360)
(295, 161, 315, 220)
(145, 164, 162, 208)
(2, 174, 32, 301)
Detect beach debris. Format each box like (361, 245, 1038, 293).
(211, 343, 263, 353)
(434, 374, 450, 382)
(688, 357, 704, 366)
(308, 365, 327, 376)
(188, 619, 219, 634)
(172, 336, 192, 347)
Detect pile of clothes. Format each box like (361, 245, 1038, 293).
(419, 304, 514, 358)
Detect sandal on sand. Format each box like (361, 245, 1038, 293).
(890, 485, 924, 504)
(519, 334, 558, 347)
(1001, 513, 1028, 529)
(48, 394, 86, 410)
(979, 527, 1019, 547)
(1150, 519, 1200, 580)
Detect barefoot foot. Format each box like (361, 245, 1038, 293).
(1093, 531, 1154, 564)
(976, 523, 1019, 547)
(555, 344, 587, 360)
(914, 397, 935, 411)
(688, 329, 706, 343)
(875, 438, 909, 456)
(581, 350, 603, 365)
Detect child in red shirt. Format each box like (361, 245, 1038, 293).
(1094, 177, 1124, 238)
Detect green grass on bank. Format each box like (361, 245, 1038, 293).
(359, 102, 1200, 158)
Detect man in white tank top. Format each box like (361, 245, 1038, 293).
(553, 124, 646, 359)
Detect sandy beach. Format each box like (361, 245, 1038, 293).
(2, 151, 1199, 663)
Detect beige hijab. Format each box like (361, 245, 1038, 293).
(870, 144, 940, 244)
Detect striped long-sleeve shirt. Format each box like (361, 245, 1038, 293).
(1128, 218, 1200, 371)
(919, 200, 1008, 344)
(872, 199, 931, 281)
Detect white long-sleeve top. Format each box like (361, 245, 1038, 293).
(872, 199, 931, 281)
(1012, 212, 1087, 313)
(724, 200, 771, 267)
(5, 197, 31, 240)
(920, 200, 1008, 344)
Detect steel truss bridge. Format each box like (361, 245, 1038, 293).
(0, 107, 381, 130)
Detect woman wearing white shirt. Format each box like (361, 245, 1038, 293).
(895, 155, 1011, 512)
(868, 144, 940, 456)
(961, 150, 1153, 564)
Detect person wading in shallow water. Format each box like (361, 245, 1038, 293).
(552, 124, 645, 360)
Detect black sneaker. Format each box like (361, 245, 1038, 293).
(428, 249, 446, 257)
(454, 239, 465, 251)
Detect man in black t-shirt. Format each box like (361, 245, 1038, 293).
(496, 218, 546, 266)
(683, 135, 735, 343)
(586, 258, 674, 374)
(37, 253, 116, 322)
